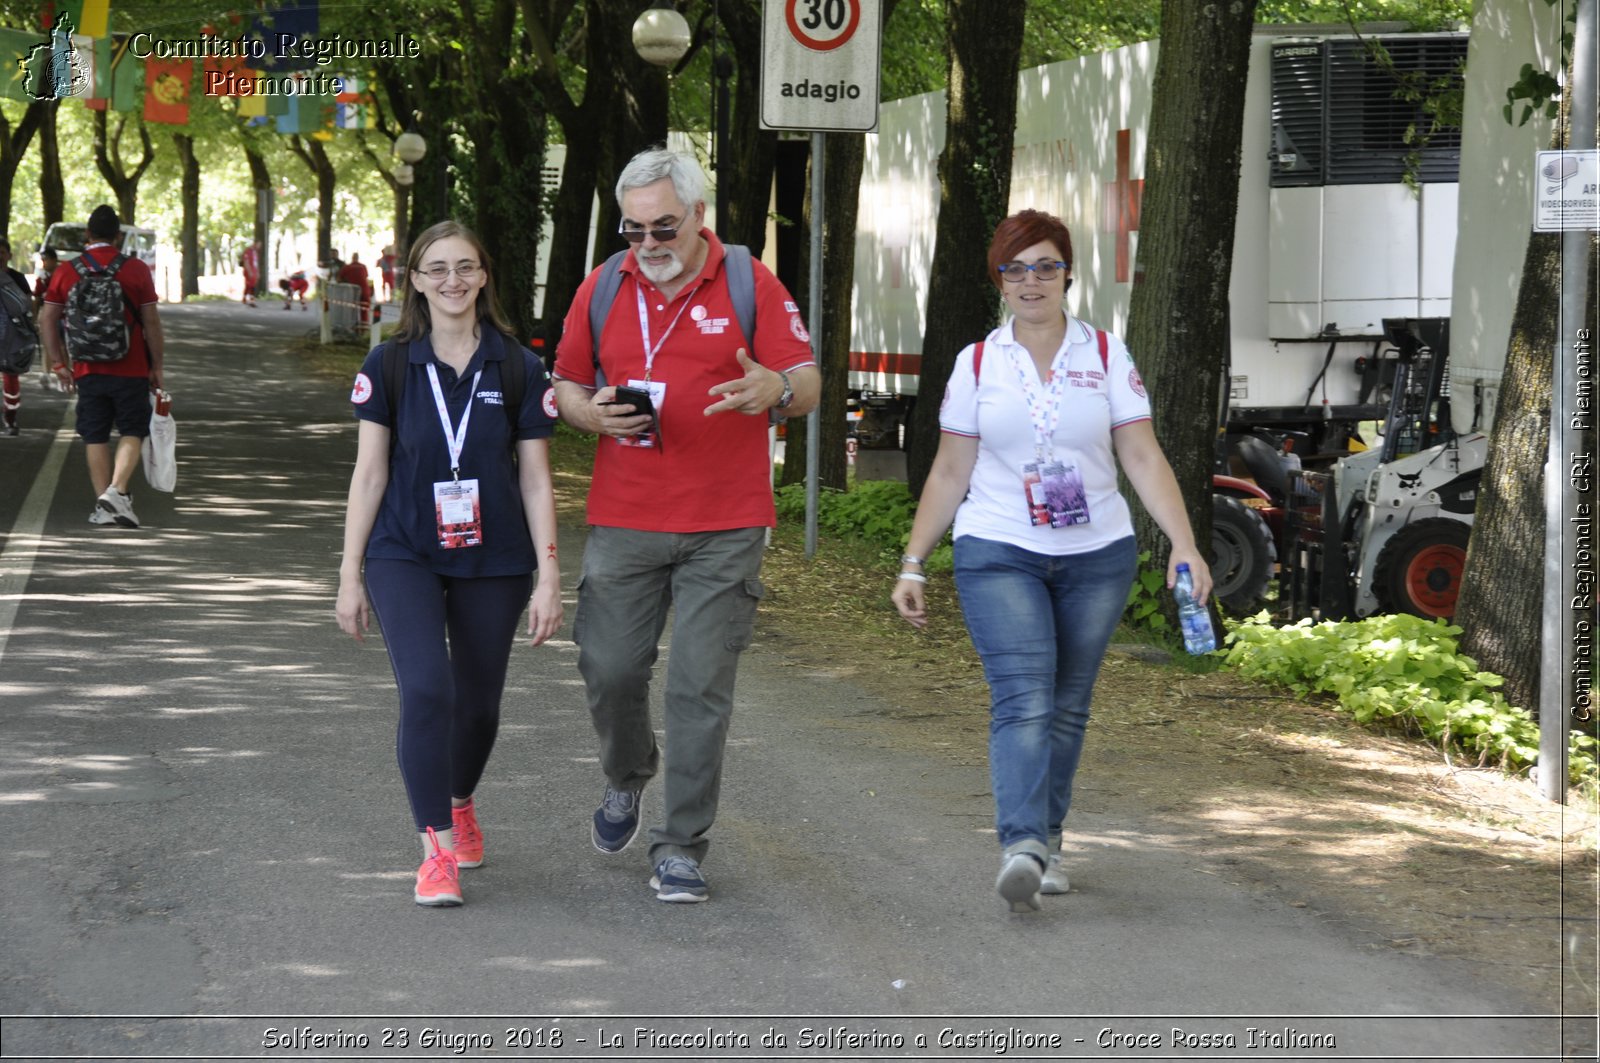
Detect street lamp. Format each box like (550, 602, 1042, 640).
(394, 128, 427, 166)
(393, 163, 415, 187)
(632, 4, 690, 67)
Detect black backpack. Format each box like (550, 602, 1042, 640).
(380, 334, 529, 462)
(64, 253, 132, 363)
(0, 276, 39, 374)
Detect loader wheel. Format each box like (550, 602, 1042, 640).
(1373, 518, 1470, 619)
(1211, 495, 1276, 615)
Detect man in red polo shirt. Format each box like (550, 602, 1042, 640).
(553, 147, 819, 904)
(38, 205, 165, 528)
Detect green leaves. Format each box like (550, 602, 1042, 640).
(1224, 612, 1598, 791)
(1503, 62, 1563, 127)
(1124, 551, 1171, 634)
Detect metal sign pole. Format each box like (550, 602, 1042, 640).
(805, 131, 825, 558)
(1538, 0, 1597, 802)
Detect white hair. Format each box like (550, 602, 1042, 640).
(615, 147, 705, 211)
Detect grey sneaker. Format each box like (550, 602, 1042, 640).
(591, 784, 642, 854)
(1040, 853, 1070, 895)
(650, 855, 709, 903)
(996, 840, 1046, 912)
(96, 486, 139, 528)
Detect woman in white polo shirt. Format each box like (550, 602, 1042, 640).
(892, 209, 1212, 913)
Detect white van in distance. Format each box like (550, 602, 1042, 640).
(38, 221, 158, 272)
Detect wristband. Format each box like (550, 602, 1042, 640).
(900, 553, 925, 567)
(897, 571, 927, 583)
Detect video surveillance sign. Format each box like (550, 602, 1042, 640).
(1534, 151, 1600, 232)
(761, 0, 882, 132)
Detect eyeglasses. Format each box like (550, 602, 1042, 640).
(618, 220, 681, 244)
(415, 263, 482, 281)
(997, 260, 1068, 282)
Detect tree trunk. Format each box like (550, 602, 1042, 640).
(473, 71, 550, 343)
(289, 136, 338, 264)
(532, 0, 663, 349)
(780, 132, 862, 491)
(92, 111, 154, 223)
(245, 146, 271, 293)
(0, 99, 50, 236)
(1457, 82, 1599, 711)
(544, 131, 604, 345)
(407, 61, 455, 237)
(173, 133, 201, 299)
(1123, 0, 1259, 587)
(592, 1, 671, 272)
(717, 0, 777, 257)
(904, 0, 1027, 496)
(38, 100, 63, 230)
(1454, 233, 1563, 711)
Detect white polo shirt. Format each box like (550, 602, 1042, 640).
(940, 313, 1152, 556)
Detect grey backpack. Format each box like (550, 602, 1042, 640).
(0, 277, 38, 374)
(64, 253, 132, 363)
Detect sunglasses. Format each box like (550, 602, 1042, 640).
(997, 260, 1068, 282)
(618, 220, 682, 244)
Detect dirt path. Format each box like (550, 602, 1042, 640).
(756, 529, 1600, 1029)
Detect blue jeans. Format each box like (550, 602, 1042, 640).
(954, 535, 1137, 850)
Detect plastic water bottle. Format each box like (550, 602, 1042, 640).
(1174, 563, 1217, 655)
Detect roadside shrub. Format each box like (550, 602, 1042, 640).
(1225, 611, 1599, 792)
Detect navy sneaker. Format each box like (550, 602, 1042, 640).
(650, 855, 709, 903)
(591, 784, 642, 854)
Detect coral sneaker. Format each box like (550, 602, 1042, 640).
(413, 827, 462, 907)
(452, 799, 484, 869)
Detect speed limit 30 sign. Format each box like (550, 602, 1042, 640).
(761, 0, 881, 132)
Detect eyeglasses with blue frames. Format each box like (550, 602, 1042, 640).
(415, 263, 483, 281)
(618, 219, 682, 244)
(997, 260, 1069, 282)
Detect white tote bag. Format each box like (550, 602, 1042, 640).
(141, 389, 177, 492)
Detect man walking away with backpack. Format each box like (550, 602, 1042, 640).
(38, 205, 165, 527)
(0, 236, 36, 436)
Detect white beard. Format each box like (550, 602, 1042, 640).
(636, 248, 684, 284)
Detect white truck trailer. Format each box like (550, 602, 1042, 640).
(846, 24, 1532, 619)
(849, 25, 1468, 445)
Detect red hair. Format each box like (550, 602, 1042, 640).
(986, 210, 1074, 289)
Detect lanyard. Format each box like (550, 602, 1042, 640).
(1007, 340, 1073, 460)
(425, 363, 481, 481)
(635, 283, 695, 383)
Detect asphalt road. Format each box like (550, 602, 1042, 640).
(0, 302, 1588, 1061)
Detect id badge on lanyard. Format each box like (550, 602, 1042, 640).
(434, 479, 483, 548)
(1010, 345, 1092, 528)
(1023, 460, 1090, 528)
(427, 363, 484, 549)
(619, 286, 690, 450)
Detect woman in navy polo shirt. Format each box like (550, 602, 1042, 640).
(336, 221, 563, 908)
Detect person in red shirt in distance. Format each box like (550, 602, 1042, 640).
(38, 205, 165, 528)
(337, 251, 373, 324)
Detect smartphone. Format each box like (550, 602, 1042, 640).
(605, 385, 656, 418)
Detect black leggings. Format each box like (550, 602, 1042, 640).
(365, 558, 533, 832)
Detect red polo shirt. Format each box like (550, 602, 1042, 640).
(43, 244, 159, 380)
(555, 230, 815, 532)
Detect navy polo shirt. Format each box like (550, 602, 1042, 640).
(351, 329, 558, 577)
